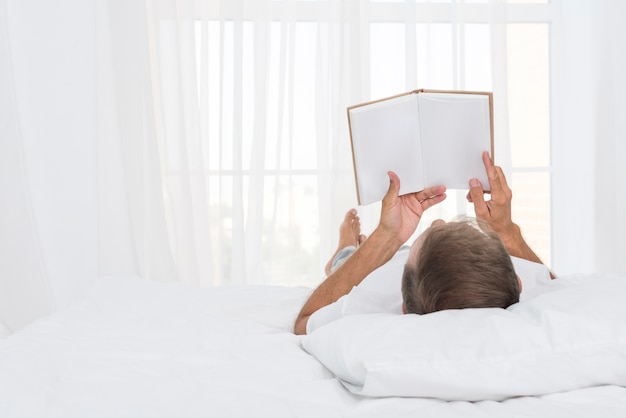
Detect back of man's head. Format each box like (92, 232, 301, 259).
(401, 219, 519, 315)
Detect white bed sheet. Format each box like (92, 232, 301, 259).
(1, 276, 626, 418)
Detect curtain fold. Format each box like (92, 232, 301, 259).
(102, 0, 178, 283)
(0, 0, 54, 332)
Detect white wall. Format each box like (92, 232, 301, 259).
(550, 0, 626, 276)
(6, 0, 98, 315)
(550, 1, 597, 275)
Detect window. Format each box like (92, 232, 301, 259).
(180, 0, 553, 286)
(507, 23, 551, 266)
(367, 3, 552, 266)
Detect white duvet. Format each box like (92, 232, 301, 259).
(1, 275, 626, 417)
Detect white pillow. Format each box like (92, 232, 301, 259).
(301, 274, 626, 401)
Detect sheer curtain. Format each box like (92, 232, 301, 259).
(98, 0, 516, 288)
(0, 0, 55, 333)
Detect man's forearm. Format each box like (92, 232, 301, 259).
(501, 223, 556, 279)
(293, 228, 402, 335)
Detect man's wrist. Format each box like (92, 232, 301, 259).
(368, 227, 405, 262)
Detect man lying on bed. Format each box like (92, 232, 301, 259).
(294, 152, 554, 335)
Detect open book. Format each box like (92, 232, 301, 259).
(347, 89, 494, 206)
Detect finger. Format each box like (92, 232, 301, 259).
(468, 178, 490, 219)
(420, 192, 447, 210)
(467, 189, 492, 203)
(417, 185, 446, 202)
(489, 166, 512, 206)
(482, 151, 505, 196)
(482, 150, 493, 170)
(494, 166, 512, 196)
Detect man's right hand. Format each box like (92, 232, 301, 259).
(379, 171, 447, 246)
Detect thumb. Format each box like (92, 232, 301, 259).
(468, 178, 489, 218)
(384, 171, 401, 200)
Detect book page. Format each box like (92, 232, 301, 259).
(417, 93, 491, 190)
(349, 94, 424, 205)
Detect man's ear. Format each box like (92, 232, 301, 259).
(517, 275, 523, 293)
(402, 303, 407, 314)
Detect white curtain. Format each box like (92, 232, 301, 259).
(98, 0, 517, 288)
(2, 0, 100, 335)
(0, 0, 55, 333)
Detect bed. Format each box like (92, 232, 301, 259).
(1, 274, 626, 417)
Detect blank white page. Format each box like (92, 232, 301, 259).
(417, 93, 491, 190)
(349, 94, 424, 205)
